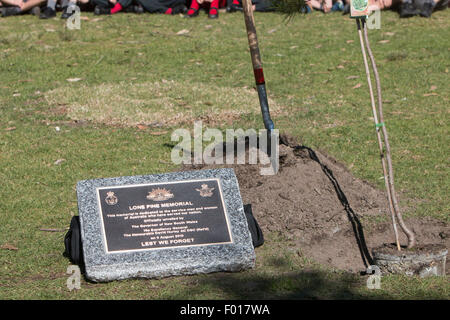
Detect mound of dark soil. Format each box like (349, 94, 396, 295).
(183, 135, 449, 273)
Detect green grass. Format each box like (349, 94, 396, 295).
(0, 9, 449, 299)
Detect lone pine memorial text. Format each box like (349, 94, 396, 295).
(97, 179, 232, 253)
(76, 169, 255, 282)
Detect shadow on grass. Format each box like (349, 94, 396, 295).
(163, 260, 390, 300)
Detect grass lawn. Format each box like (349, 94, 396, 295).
(0, 8, 449, 299)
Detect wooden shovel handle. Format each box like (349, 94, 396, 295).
(242, 0, 262, 70)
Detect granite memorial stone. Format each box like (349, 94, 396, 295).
(76, 168, 255, 282)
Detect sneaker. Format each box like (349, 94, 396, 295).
(39, 6, 56, 19)
(30, 6, 41, 16)
(301, 5, 312, 13)
(124, 5, 135, 12)
(434, 0, 448, 10)
(332, 0, 344, 11)
(94, 5, 111, 15)
(208, 6, 218, 19)
(61, 5, 76, 19)
(185, 7, 199, 17)
(124, 5, 145, 13)
(419, 0, 435, 17)
(135, 4, 144, 13)
(342, 3, 350, 14)
(226, 3, 243, 12)
(1, 6, 21, 17)
(172, 4, 187, 14)
(399, 1, 418, 18)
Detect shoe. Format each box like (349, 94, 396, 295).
(301, 4, 312, 13)
(226, 3, 242, 12)
(399, 2, 418, 18)
(208, 6, 218, 18)
(172, 4, 187, 14)
(124, 5, 135, 12)
(61, 5, 76, 19)
(434, 0, 448, 10)
(30, 6, 41, 16)
(331, 0, 344, 11)
(134, 4, 144, 14)
(124, 4, 144, 13)
(40, 6, 56, 19)
(185, 7, 199, 17)
(342, 3, 350, 14)
(94, 5, 111, 15)
(1, 6, 21, 17)
(419, 0, 435, 17)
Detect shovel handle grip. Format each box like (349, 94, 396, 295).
(242, 0, 262, 71)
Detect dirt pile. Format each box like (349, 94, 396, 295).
(184, 135, 449, 273)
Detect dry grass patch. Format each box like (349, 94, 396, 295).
(44, 81, 282, 127)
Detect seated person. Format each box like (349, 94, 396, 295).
(186, 0, 226, 18)
(135, 0, 187, 14)
(93, 0, 135, 14)
(368, 0, 398, 11)
(306, 0, 333, 12)
(342, 0, 396, 14)
(226, 0, 273, 12)
(94, 0, 185, 15)
(399, 0, 448, 17)
(40, 0, 90, 19)
(0, 0, 45, 16)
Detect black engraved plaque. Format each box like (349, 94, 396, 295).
(96, 178, 233, 253)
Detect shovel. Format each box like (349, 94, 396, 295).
(241, 0, 275, 132)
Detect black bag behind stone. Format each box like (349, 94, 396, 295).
(64, 204, 264, 268)
(244, 204, 264, 248)
(64, 216, 83, 266)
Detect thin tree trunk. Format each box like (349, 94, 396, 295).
(362, 21, 415, 248)
(356, 19, 401, 250)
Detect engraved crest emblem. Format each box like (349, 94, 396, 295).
(196, 184, 215, 197)
(146, 188, 174, 201)
(105, 191, 118, 205)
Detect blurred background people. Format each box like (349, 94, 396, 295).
(0, 0, 45, 16)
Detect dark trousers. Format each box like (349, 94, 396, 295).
(136, 0, 186, 13)
(92, 0, 133, 8)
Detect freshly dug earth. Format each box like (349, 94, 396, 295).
(183, 135, 449, 273)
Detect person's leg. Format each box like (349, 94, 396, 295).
(433, 0, 448, 10)
(0, 0, 44, 16)
(253, 0, 274, 11)
(308, 0, 322, 10)
(135, 0, 165, 12)
(208, 0, 219, 18)
(342, 0, 350, 13)
(160, 0, 187, 14)
(109, 0, 132, 13)
(93, 0, 113, 14)
(418, 0, 436, 16)
(323, 0, 332, 11)
(331, 0, 345, 11)
(228, 0, 241, 11)
(399, 0, 419, 17)
(20, 0, 45, 10)
(1, 0, 23, 6)
(0, 0, 23, 7)
(92, 0, 110, 7)
(40, 0, 56, 18)
(186, 0, 200, 16)
(60, 0, 79, 19)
